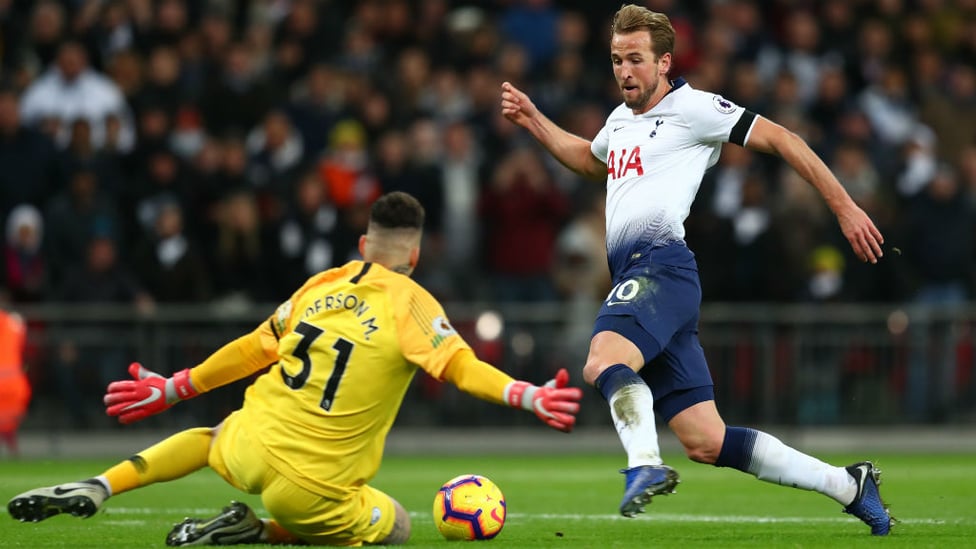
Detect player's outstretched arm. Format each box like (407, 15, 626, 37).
(441, 349, 583, 433)
(744, 116, 884, 263)
(104, 362, 199, 424)
(500, 81, 606, 181)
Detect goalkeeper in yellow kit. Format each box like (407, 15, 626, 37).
(6, 192, 583, 546)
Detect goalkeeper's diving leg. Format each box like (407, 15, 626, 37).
(7, 427, 213, 522)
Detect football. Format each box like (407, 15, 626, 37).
(432, 474, 506, 541)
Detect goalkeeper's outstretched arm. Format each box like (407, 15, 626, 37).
(104, 321, 279, 424)
(441, 349, 583, 433)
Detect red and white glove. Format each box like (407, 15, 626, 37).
(104, 362, 199, 424)
(504, 368, 582, 433)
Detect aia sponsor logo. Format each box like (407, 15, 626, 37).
(607, 147, 644, 180)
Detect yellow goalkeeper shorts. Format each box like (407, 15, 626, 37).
(208, 410, 396, 546)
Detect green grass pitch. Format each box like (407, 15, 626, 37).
(1, 453, 972, 548)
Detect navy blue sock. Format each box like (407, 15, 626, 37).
(594, 364, 644, 401)
(714, 426, 759, 472)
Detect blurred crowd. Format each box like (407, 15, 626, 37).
(1, 0, 976, 314)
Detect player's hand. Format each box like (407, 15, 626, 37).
(500, 81, 540, 129)
(836, 202, 884, 264)
(104, 362, 198, 424)
(505, 369, 583, 433)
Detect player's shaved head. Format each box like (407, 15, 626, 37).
(370, 191, 425, 230)
(361, 191, 425, 275)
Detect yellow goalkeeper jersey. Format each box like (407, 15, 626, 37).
(241, 260, 471, 498)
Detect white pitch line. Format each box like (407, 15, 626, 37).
(419, 511, 962, 526)
(1, 507, 962, 526)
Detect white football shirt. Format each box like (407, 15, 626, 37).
(590, 78, 757, 265)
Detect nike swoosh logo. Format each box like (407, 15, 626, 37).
(121, 386, 163, 411)
(490, 507, 505, 523)
(606, 301, 629, 306)
(613, 126, 625, 132)
(533, 399, 555, 419)
(52, 485, 84, 496)
(852, 464, 869, 498)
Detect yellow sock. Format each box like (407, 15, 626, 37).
(100, 427, 213, 495)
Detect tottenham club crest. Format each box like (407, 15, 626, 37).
(649, 118, 664, 138)
(712, 95, 736, 114)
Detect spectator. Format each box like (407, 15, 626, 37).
(920, 64, 976, 165)
(124, 147, 191, 241)
(19, 40, 134, 151)
(118, 101, 172, 187)
(403, 119, 446, 234)
(26, 0, 65, 69)
(199, 41, 274, 137)
(499, 0, 561, 71)
(145, 0, 190, 50)
(818, 0, 859, 69)
(284, 63, 344, 161)
(211, 136, 251, 198)
(272, 169, 355, 295)
(57, 118, 125, 196)
(959, 145, 976, 204)
(726, 61, 767, 113)
(899, 165, 976, 304)
(895, 124, 939, 198)
(391, 47, 433, 119)
(479, 147, 569, 303)
(808, 65, 853, 156)
(317, 119, 380, 209)
(728, 174, 785, 301)
(105, 49, 145, 108)
(849, 18, 894, 92)
(831, 140, 882, 205)
(131, 199, 211, 303)
(756, 10, 825, 107)
(858, 63, 919, 152)
(0, 1, 28, 74)
(702, 143, 756, 220)
(0, 85, 62, 219)
(800, 245, 848, 302)
(3, 204, 47, 303)
(43, 168, 121, 289)
(554, 188, 610, 366)
(51, 235, 153, 427)
(440, 121, 485, 298)
(55, 236, 153, 308)
(245, 109, 305, 221)
(81, 0, 143, 68)
(422, 67, 473, 124)
(271, 0, 334, 74)
(183, 136, 241, 233)
(899, 165, 976, 422)
(169, 105, 206, 160)
(206, 189, 274, 305)
(138, 45, 187, 117)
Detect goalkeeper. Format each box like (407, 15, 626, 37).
(7, 191, 583, 547)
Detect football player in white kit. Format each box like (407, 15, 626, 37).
(501, 3, 892, 536)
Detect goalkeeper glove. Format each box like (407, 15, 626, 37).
(504, 368, 582, 433)
(104, 362, 199, 424)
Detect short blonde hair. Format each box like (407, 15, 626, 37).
(611, 4, 675, 59)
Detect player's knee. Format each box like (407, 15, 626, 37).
(378, 499, 411, 545)
(581, 361, 604, 386)
(682, 437, 723, 465)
